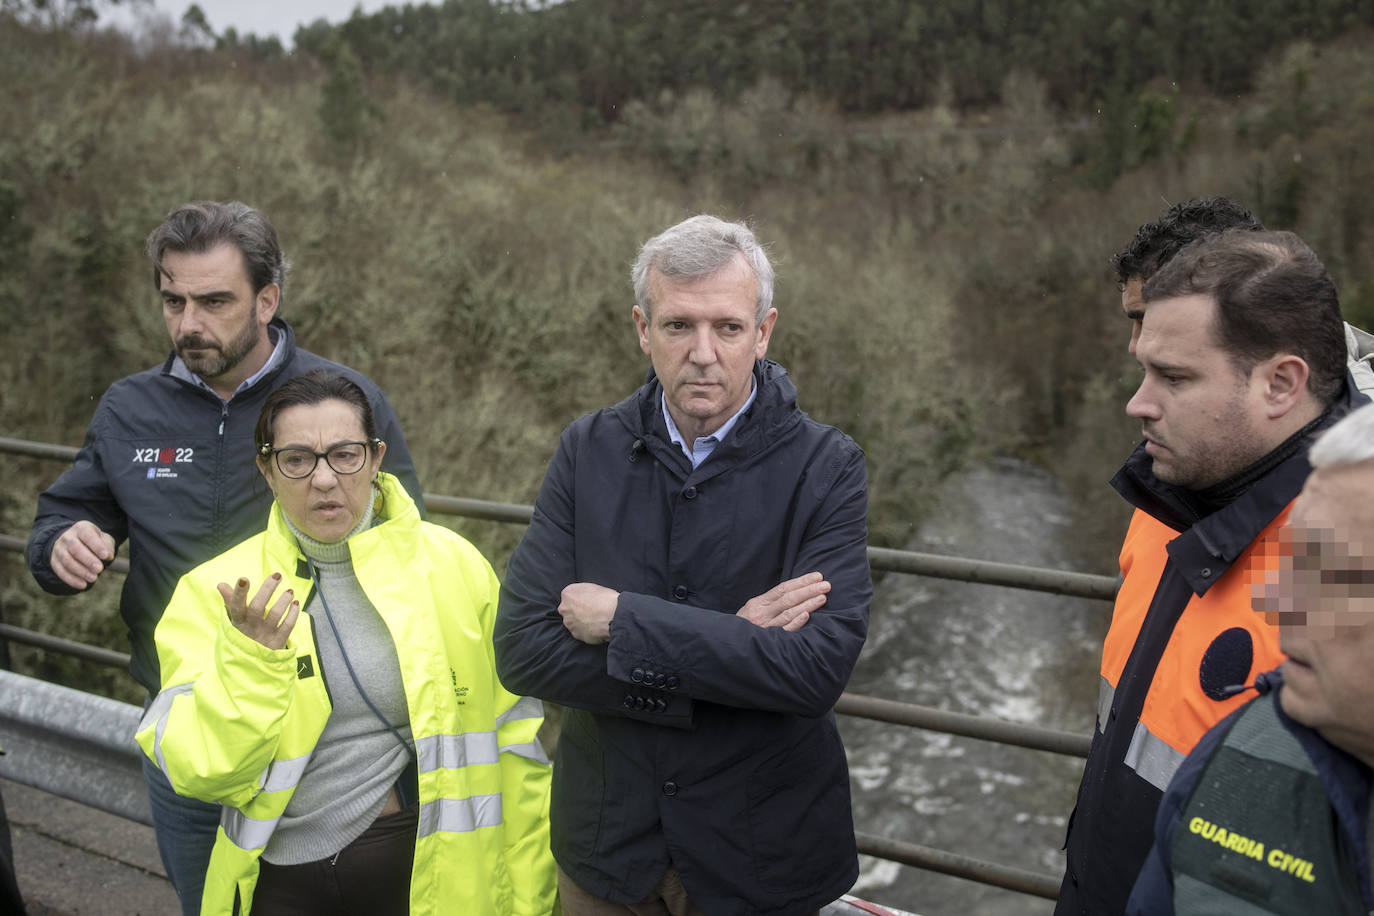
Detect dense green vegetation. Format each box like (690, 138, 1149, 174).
(301, 0, 1373, 115)
(3, 3, 1374, 702)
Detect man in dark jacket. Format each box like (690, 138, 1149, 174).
(494, 215, 872, 916)
(1057, 229, 1365, 915)
(1127, 401, 1374, 915)
(25, 201, 422, 916)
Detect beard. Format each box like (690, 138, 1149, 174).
(176, 312, 261, 381)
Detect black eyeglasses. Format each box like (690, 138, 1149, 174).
(261, 441, 374, 479)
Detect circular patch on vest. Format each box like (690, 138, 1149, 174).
(1198, 627, 1254, 701)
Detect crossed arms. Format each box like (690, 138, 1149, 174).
(493, 425, 872, 725)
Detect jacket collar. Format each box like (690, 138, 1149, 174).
(613, 359, 803, 476)
(159, 318, 298, 401)
(262, 472, 421, 576)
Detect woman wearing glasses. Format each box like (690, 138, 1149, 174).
(135, 370, 555, 916)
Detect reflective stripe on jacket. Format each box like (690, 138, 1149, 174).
(135, 474, 554, 916)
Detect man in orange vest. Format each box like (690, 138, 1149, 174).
(1056, 228, 1366, 914)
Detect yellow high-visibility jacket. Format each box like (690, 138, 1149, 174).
(135, 474, 555, 916)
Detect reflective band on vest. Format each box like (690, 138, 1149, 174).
(258, 752, 311, 794)
(417, 732, 500, 772)
(221, 806, 281, 851)
(1125, 720, 1187, 791)
(499, 738, 550, 765)
(1097, 676, 1115, 735)
(138, 681, 195, 776)
(495, 695, 543, 726)
(416, 793, 504, 839)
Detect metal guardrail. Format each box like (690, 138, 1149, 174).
(2, 433, 1105, 901)
(0, 667, 1060, 900)
(1, 436, 1120, 601)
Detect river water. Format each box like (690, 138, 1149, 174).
(840, 458, 1111, 916)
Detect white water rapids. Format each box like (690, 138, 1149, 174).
(840, 458, 1110, 915)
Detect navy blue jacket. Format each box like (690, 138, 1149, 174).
(27, 319, 423, 694)
(494, 359, 871, 916)
(1128, 672, 1374, 914)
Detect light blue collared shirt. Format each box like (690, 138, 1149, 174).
(168, 324, 286, 402)
(662, 381, 758, 469)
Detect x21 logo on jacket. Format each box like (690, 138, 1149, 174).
(133, 445, 195, 479)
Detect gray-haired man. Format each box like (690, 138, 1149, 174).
(495, 215, 872, 915)
(27, 200, 423, 915)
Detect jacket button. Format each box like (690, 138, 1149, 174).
(623, 695, 635, 709)
(634, 696, 646, 710)
(1200, 567, 1212, 578)
(654, 673, 667, 688)
(666, 677, 679, 690)
(662, 781, 678, 797)
(631, 668, 644, 683)
(643, 670, 655, 685)
(673, 585, 688, 600)
(683, 486, 697, 500)
(654, 698, 666, 713)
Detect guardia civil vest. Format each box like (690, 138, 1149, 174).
(1171, 693, 1365, 914)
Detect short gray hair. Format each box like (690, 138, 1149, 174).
(1310, 403, 1374, 470)
(631, 215, 775, 325)
(146, 201, 290, 304)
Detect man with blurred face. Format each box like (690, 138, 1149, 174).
(26, 201, 423, 916)
(1057, 229, 1365, 915)
(495, 215, 872, 915)
(1127, 402, 1374, 915)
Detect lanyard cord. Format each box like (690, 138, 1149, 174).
(307, 560, 415, 760)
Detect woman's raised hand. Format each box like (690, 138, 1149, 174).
(217, 573, 300, 650)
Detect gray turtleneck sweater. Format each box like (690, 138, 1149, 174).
(262, 497, 414, 865)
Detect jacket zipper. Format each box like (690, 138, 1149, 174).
(212, 402, 229, 553)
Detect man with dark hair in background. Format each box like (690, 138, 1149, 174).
(1057, 229, 1368, 914)
(1111, 197, 1264, 355)
(25, 201, 424, 915)
(494, 214, 872, 915)
(1111, 196, 1374, 388)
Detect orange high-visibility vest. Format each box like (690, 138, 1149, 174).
(1098, 507, 1288, 792)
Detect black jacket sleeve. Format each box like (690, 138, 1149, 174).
(27, 406, 128, 595)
